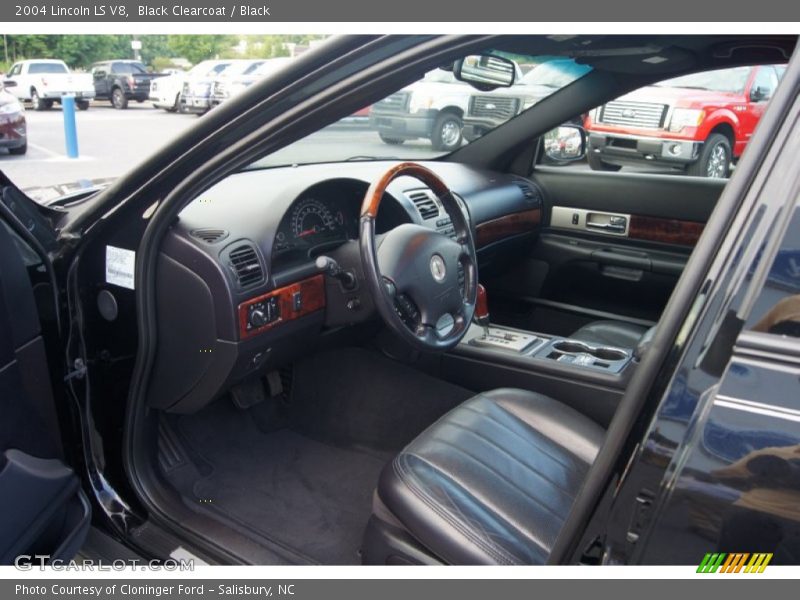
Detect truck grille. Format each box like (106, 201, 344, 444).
(468, 96, 520, 121)
(598, 100, 668, 130)
(373, 91, 410, 113)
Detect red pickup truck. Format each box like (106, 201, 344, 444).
(583, 64, 785, 178)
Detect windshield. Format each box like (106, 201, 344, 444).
(28, 62, 68, 74)
(248, 55, 593, 170)
(654, 66, 751, 93)
(521, 60, 592, 88)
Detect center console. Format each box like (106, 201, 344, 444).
(441, 284, 637, 427)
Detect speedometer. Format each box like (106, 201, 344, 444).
(290, 198, 337, 240)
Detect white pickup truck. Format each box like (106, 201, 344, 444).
(5, 59, 95, 111)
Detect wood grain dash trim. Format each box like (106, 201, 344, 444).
(475, 208, 541, 248)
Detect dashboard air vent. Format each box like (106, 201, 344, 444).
(408, 189, 440, 220)
(514, 180, 541, 204)
(190, 228, 229, 244)
(227, 243, 264, 288)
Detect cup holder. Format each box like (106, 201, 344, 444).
(551, 340, 628, 362)
(552, 341, 592, 354)
(592, 347, 628, 361)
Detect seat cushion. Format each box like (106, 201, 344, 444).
(570, 320, 649, 348)
(374, 389, 605, 565)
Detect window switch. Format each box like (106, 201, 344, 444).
(572, 213, 580, 225)
(292, 291, 302, 312)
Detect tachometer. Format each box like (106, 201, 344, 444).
(290, 198, 337, 240)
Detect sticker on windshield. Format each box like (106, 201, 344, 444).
(106, 245, 136, 290)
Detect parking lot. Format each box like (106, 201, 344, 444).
(0, 102, 443, 200)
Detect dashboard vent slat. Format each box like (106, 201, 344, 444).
(226, 243, 264, 288)
(514, 181, 541, 204)
(190, 228, 229, 244)
(407, 189, 440, 220)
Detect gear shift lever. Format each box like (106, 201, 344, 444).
(475, 283, 490, 337)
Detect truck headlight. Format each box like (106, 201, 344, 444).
(668, 108, 704, 132)
(409, 94, 434, 113)
(0, 100, 23, 115)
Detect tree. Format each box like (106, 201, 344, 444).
(167, 35, 236, 64)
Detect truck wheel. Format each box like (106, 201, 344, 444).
(431, 112, 463, 152)
(587, 150, 622, 172)
(379, 133, 405, 145)
(31, 89, 49, 111)
(111, 88, 128, 110)
(8, 142, 27, 156)
(77, 100, 90, 111)
(687, 133, 731, 178)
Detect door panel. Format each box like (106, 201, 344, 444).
(0, 212, 91, 564)
(485, 167, 725, 335)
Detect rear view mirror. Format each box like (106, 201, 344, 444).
(543, 125, 586, 163)
(454, 55, 516, 90)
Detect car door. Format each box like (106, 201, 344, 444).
(483, 65, 785, 340)
(0, 181, 91, 565)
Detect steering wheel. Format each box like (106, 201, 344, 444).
(359, 162, 478, 351)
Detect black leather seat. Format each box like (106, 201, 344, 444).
(570, 320, 649, 348)
(362, 389, 605, 565)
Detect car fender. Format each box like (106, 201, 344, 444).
(698, 108, 741, 144)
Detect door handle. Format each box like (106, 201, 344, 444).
(586, 221, 626, 233)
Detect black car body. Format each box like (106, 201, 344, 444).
(1, 34, 799, 568)
(91, 60, 164, 109)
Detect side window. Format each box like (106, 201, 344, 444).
(8, 63, 21, 77)
(745, 206, 800, 339)
(110, 63, 121, 74)
(570, 65, 783, 180)
(750, 67, 778, 102)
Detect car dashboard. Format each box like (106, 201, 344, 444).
(149, 160, 543, 413)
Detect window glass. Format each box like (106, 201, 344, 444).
(28, 62, 68, 74)
(580, 64, 786, 180)
(746, 207, 800, 339)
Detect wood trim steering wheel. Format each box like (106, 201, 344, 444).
(359, 162, 478, 351)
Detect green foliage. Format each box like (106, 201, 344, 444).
(166, 35, 237, 65)
(0, 34, 329, 71)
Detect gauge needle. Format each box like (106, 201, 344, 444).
(297, 228, 316, 237)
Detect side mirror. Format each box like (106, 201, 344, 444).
(93, 70, 107, 78)
(2, 79, 17, 88)
(543, 125, 586, 163)
(454, 54, 516, 91)
(750, 85, 770, 102)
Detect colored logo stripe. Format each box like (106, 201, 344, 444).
(697, 552, 773, 573)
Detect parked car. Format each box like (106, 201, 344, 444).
(4, 59, 94, 111)
(0, 80, 26, 155)
(1, 34, 799, 569)
(149, 59, 233, 113)
(462, 58, 592, 141)
(583, 65, 786, 177)
(181, 60, 267, 116)
(369, 68, 481, 151)
(210, 57, 293, 107)
(91, 60, 165, 110)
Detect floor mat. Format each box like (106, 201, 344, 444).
(165, 399, 390, 565)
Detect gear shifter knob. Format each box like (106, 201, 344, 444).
(475, 283, 490, 332)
